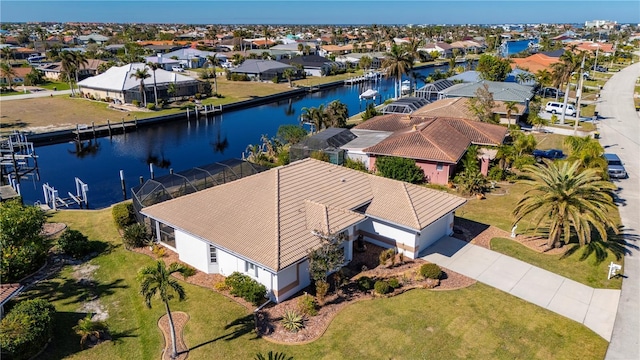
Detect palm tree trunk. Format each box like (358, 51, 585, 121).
(152, 70, 158, 107)
(165, 301, 178, 359)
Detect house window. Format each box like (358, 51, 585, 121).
(436, 163, 444, 171)
(209, 245, 217, 264)
(245, 261, 258, 277)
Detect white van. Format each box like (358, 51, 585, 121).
(545, 101, 576, 116)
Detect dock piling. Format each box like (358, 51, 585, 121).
(107, 119, 112, 136)
(139, 176, 144, 185)
(92, 121, 96, 138)
(120, 170, 126, 200)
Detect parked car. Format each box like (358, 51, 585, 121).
(604, 153, 628, 179)
(592, 65, 608, 73)
(171, 66, 185, 72)
(538, 87, 565, 98)
(532, 149, 565, 162)
(545, 101, 576, 116)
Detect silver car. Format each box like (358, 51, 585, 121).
(604, 153, 628, 179)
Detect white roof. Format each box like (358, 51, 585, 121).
(78, 63, 197, 92)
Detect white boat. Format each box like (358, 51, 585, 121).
(401, 80, 411, 94)
(359, 88, 379, 100)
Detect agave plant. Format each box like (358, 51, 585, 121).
(280, 310, 304, 332)
(255, 351, 294, 360)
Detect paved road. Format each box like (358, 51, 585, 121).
(598, 60, 640, 360)
(421, 237, 620, 340)
(0, 89, 72, 101)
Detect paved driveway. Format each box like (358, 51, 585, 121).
(596, 59, 640, 360)
(421, 237, 620, 341)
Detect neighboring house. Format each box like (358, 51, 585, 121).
(419, 42, 454, 58)
(510, 53, 561, 74)
(270, 42, 318, 55)
(141, 158, 467, 303)
(449, 40, 487, 54)
(163, 48, 226, 69)
(38, 59, 107, 81)
(77, 62, 201, 104)
(76, 33, 109, 45)
(144, 54, 181, 71)
(229, 59, 296, 81)
(0, 66, 30, 84)
(415, 79, 456, 100)
(340, 129, 393, 169)
(318, 44, 353, 57)
(0, 283, 23, 317)
(289, 127, 357, 164)
(438, 79, 534, 104)
(334, 52, 385, 69)
(279, 54, 342, 77)
(413, 97, 526, 125)
(352, 107, 508, 184)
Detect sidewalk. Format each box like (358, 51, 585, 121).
(421, 237, 620, 341)
(0, 89, 72, 101)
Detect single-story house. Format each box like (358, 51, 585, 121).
(415, 79, 456, 100)
(419, 42, 454, 58)
(412, 97, 526, 125)
(0, 283, 23, 317)
(38, 59, 107, 81)
(141, 158, 467, 303)
(0, 66, 30, 84)
(229, 59, 297, 82)
(144, 54, 181, 71)
(163, 48, 225, 69)
(438, 79, 534, 105)
(279, 55, 343, 77)
(77, 63, 201, 104)
(76, 33, 110, 45)
(334, 52, 385, 69)
(340, 129, 393, 169)
(510, 53, 561, 74)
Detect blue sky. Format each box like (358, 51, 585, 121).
(1, 1, 638, 25)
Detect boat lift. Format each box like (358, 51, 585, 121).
(42, 177, 89, 210)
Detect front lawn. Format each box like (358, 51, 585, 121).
(13, 207, 608, 359)
(491, 237, 623, 289)
(39, 81, 71, 91)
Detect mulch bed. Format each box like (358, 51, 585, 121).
(158, 311, 189, 360)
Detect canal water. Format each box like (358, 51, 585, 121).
(20, 64, 460, 208)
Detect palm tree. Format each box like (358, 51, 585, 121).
(0, 47, 14, 63)
(563, 135, 608, 176)
(60, 50, 77, 95)
(255, 351, 293, 360)
(381, 43, 413, 99)
(206, 54, 220, 95)
(147, 62, 161, 107)
(282, 68, 295, 88)
(138, 261, 191, 359)
(513, 160, 618, 249)
(72, 51, 89, 92)
(129, 67, 151, 106)
(325, 100, 349, 128)
(0, 62, 16, 89)
(504, 101, 518, 129)
(301, 105, 326, 133)
(73, 313, 108, 349)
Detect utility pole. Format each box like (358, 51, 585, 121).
(573, 55, 586, 135)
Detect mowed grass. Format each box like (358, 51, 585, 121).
(16, 208, 607, 360)
(491, 237, 623, 289)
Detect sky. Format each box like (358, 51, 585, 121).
(1, 0, 639, 25)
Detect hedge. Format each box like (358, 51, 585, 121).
(0, 299, 55, 360)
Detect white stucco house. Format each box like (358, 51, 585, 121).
(141, 158, 466, 303)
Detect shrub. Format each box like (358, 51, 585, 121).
(151, 244, 166, 258)
(374, 280, 391, 295)
(213, 281, 230, 292)
(388, 277, 401, 289)
(57, 229, 92, 258)
(315, 279, 329, 305)
(131, 99, 140, 107)
(375, 156, 424, 184)
(0, 299, 55, 360)
(488, 166, 506, 181)
(281, 310, 304, 332)
(419, 263, 442, 279)
(112, 203, 135, 229)
(122, 223, 150, 249)
(344, 158, 368, 172)
(297, 293, 318, 316)
(224, 272, 267, 305)
(146, 103, 156, 110)
(310, 150, 330, 162)
(379, 248, 395, 266)
(357, 276, 375, 291)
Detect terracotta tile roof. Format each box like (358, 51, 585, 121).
(142, 159, 466, 271)
(354, 114, 431, 132)
(510, 53, 560, 73)
(395, 97, 525, 120)
(363, 121, 471, 163)
(0, 283, 22, 306)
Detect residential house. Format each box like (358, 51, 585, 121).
(438, 79, 534, 106)
(319, 44, 353, 57)
(334, 52, 385, 69)
(77, 33, 109, 45)
(289, 128, 357, 163)
(279, 54, 342, 77)
(163, 48, 224, 69)
(77, 62, 201, 104)
(141, 158, 467, 303)
(0, 66, 30, 85)
(144, 54, 181, 71)
(419, 42, 454, 58)
(38, 59, 108, 81)
(510, 53, 561, 74)
(229, 59, 296, 82)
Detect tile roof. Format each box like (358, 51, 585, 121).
(439, 80, 534, 103)
(413, 97, 525, 118)
(142, 159, 466, 272)
(0, 283, 22, 306)
(510, 53, 560, 73)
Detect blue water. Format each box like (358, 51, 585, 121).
(20, 65, 455, 208)
(504, 39, 538, 56)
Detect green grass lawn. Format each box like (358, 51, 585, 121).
(491, 238, 623, 289)
(14, 208, 608, 359)
(39, 81, 72, 91)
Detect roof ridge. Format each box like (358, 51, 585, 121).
(402, 182, 421, 229)
(418, 122, 461, 162)
(275, 167, 281, 270)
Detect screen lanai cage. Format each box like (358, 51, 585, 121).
(132, 158, 268, 223)
(289, 128, 357, 165)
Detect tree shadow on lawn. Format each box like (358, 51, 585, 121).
(24, 277, 128, 306)
(561, 225, 639, 263)
(187, 314, 258, 353)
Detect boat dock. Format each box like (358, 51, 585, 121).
(344, 71, 383, 85)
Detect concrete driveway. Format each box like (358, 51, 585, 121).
(596, 59, 640, 360)
(421, 237, 620, 341)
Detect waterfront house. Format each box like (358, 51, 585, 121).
(229, 59, 297, 82)
(38, 59, 107, 81)
(289, 127, 356, 164)
(279, 54, 343, 77)
(141, 158, 466, 303)
(438, 80, 534, 105)
(77, 63, 200, 104)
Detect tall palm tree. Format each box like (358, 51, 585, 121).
(0, 47, 14, 63)
(72, 51, 89, 93)
(513, 160, 618, 249)
(325, 100, 349, 128)
(282, 68, 295, 88)
(563, 135, 608, 176)
(138, 261, 190, 359)
(147, 62, 160, 107)
(129, 67, 151, 106)
(206, 54, 220, 95)
(0, 62, 16, 89)
(381, 43, 413, 99)
(60, 50, 77, 95)
(301, 105, 326, 133)
(504, 101, 518, 129)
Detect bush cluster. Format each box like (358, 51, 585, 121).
(112, 203, 135, 229)
(357, 276, 375, 291)
(57, 229, 92, 258)
(0, 299, 56, 360)
(122, 223, 151, 249)
(224, 272, 267, 305)
(379, 248, 396, 266)
(374, 280, 391, 295)
(297, 293, 318, 316)
(419, 263, 443, 279)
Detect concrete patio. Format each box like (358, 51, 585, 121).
(421, 236, 620, 340)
